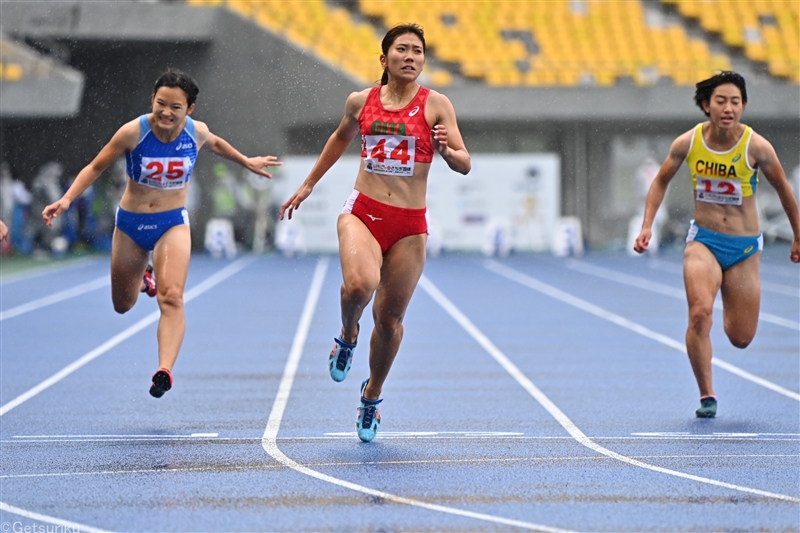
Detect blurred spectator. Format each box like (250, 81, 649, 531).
(30, 162, 65, 254)
(11, 176, 33, 254)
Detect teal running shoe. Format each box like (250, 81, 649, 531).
(696, 396, 717, 418)
(329, 326, 358, 382)
(356, 379, 382, 442)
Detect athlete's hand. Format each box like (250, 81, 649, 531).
(42, 198, 72, 227)
(431, 124, 449, 155)
(0, 220, 7, 242)
(791, 237, 800, 263)
(633, 228, 651, 254)
(280, 183, 314, 220)
(245, 156, 282, 178)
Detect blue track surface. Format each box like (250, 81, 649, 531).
(1, 247, 798, 532)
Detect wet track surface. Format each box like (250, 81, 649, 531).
(1, 248, 798, 531)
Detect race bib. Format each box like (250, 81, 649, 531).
(363, 135, 415, 177)
(139, 156, 192, 190)
(696, 177, 742, 206)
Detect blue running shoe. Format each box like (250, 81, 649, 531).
(329, 331, 357, 382)
(356, 379, 382, 442)
(696, 396, 717, 418)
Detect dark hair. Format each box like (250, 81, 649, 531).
(380, 23, 426, 85)
(694, 71, 747, 116)
(153, 68, 199, 106)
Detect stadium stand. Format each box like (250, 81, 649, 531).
(187, 0, 800, 87)
(0, 34, 84, 117)
(358, 0, 732, 86)
(186, 0, 453, 86)
(664, 0, 799, 83)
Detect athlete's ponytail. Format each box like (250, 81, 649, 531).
(380, 23, 426, 85)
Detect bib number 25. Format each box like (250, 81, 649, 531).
(141, 157, 192, 188)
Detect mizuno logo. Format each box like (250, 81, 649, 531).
(367, 214, 382, 222)
(743, 245, 754, 254)
(409, 106, 420, 117)
(732, 154, 741, 163)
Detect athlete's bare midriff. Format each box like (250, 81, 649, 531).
(352, 161, 430, 209)
(119, 179, 189, 213)
(693, 195, 760, 236)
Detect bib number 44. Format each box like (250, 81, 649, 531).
(363, 135, 416, 177)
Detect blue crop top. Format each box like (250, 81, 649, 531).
(125, 115, 198, 190)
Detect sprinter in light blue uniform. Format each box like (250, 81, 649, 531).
(44, 69, 282, 398)
(634, 71, 800, 419)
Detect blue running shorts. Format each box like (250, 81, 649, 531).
(685, 220, 762, 271)
(115, 206, 189, 251)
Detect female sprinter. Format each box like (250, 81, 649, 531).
(280, 24, 471, 442)
(634, 71, 800, 418)
(43, 69, 281, 398)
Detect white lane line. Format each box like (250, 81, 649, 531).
(648, 257, 800, 289)
(261, 257, 574, 533)
(487, 260, 800, 402)
(761, 280, 800, 297)
(0, 257, 101, 286)
(566, 260, 799, 330)
(4, 454, 797, 480)
(419, 274, 800, 504)
(0, 257, 256, 417)
(0, 276, 109, 321)
(0, 501, 111, 533)
(4, 435, 800, 444)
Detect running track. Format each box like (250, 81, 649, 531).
(1, 246, 798, 532)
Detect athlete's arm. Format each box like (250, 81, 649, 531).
(0, 219, 7, 242)
(194, 121, 281, 179)
(750, 133, 800, 262)
(280, 90, 365, 220)
(42, 120, 139, 226)
(633, 130, 692, 253)
(428, 92, 470, 175)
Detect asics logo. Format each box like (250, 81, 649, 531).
(367, 214, 382, 222)
(137, 224, 158, 230)
(409, 106, 420, 117)
(743, 245, 754, 254)
(176, 142, 193, 151)
(732, 154, 741, 163)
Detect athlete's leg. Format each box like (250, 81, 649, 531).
(151, 224, 191, 372)
(720, 253, 760, 348)
(110, 228, 150, 314)
(337, 214, 383, 344)
(362, 233, 426, 400)
(683, 241, 723, 398)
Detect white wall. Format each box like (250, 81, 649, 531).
(272, 154, 561, 253)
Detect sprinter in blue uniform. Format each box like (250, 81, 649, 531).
(43, 69, 281, 398)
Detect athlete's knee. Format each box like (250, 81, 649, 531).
(156, 286, 184, 311)
(341, 278, 376, 305)
(725, 327, 755, 349)
(373, 312, 403, 338)
(688, 304, 714, 335)
(112, 298, 135, 314)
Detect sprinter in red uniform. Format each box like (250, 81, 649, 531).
(281, 23, 470, 442)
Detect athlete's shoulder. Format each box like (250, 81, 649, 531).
(114, 117, 145, 150)
(345, 88, 372, 117)
(747, 128, 776, 161)
(669, 127, 696, 159)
